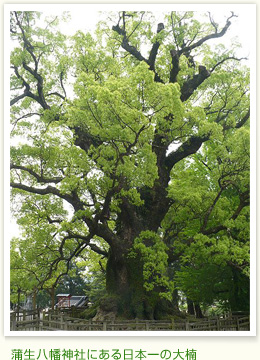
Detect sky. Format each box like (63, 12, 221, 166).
(7, 4, 255, 238)
(48, 4, 254, 60)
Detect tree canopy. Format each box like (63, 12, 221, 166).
(10, 10, 250, 319)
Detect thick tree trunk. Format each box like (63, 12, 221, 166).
(95, 182, 181, 319)
(99, 241, 180, 320)
(104, 245, 145, 319)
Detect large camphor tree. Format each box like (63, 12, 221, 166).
(10, 10, 250, 319)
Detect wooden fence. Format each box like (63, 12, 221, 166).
(10, 310, 250, 332)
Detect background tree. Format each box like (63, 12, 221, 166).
(10, 10, 250, 319)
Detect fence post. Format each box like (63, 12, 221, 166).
(217, 317, 220, 331)
(103, 321, 107, 331)
(38, 309, 41, 331)
(145, 321, 149, 331)
(49, 311, 52, 330)
(11, 312, 17, 331)
(36, 317, 39, 331)
(64, 316, 68, 331)
(185, 320, 189, 331)
(38, 314, 42, 331)
(60, 314, 64, 330)
(42, 310, 46, 323)
(236, 317, 240, 331)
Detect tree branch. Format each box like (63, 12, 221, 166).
(210, 56, 248, 73)
(148, 23, 164, 71)
(180, 13, 235, 55)
(112, 24, 147, 62)
(10, 93, 28, 106)
(59, 71, 67, 99)
(11, 164, 63, 184)
(180, 65, 210, 101)
(200, 187, 224, 232)
(208, 12, 219, 33)
(22, 62, 49, 109)
(46, 92, 66, 100)
(112, 22, 164, 83)
(46, 215, 63, 224)
(202, 189, 249, 235)
(10, 182, 83, 211)
(10, 65, 42, 106)
(14, 11, 38, 70)
(165, 135, 209, 170)
(89, 243, 108, 257)
(235, 109, 250, 129)
(11, 12, 50, 110)
(169, 49, 180, 83)
(175, 14, 238, 98)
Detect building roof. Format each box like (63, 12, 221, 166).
(56, 295, 88, 308)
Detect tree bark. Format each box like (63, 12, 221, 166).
(194, 303, 204, 318)
(102, 225, 180, 319)
(187, 299, 195, 315)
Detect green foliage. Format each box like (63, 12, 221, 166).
(10, 10, 250, 316)
(129, 231, 174, 300)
